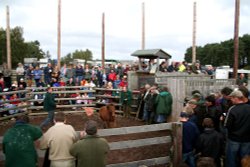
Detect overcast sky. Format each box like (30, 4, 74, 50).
(0, 0, 250, 62)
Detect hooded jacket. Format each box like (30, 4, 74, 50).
(155, 91, 173, 115)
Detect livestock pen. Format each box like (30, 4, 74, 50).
(0, 122, 182, 167)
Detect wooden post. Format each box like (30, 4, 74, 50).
(57, 0, 61, 69)
(233, 0, 240, 79)
(101, 13, 105, 70)
(6, 6, 12, 70)
(172, 122, 182, 167)
(192, 1, 197, 64)
(142, 2, 145, 50)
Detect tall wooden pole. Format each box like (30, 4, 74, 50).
(6, 6, 11, 70)
(233, 0, 240, 79)
(57, 0, 61, 69)
(101, 13, 105, 69)
(142, 2, 145, 50)
(192, 1, 197, 63)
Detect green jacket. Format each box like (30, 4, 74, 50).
(70, 135, 110, 167)
(120, 90, 132, 105)
(155, 91, 173, 115)
(3, 122, 42, 167)
(43, 92, 56, 111)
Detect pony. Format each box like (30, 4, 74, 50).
(99, 103, 116, 128)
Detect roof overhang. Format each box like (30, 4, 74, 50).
(131, 49, 172, 59)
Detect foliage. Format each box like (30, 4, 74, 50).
(61, 53, 73, 65)
(184, 34, 250, 68)
(61, 49, 93, 66)
(0, 26, 45, 68)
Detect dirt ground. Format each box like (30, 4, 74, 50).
(0, 112, 170, 167)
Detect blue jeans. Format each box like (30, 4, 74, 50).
(226, 139, 250, 167)
(142, 103, 149, 121)
(183, 151, 195, 167)
(40, 110, 55, 128)
(155, 114, 167, 123)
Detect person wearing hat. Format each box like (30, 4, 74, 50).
(18, 78, 27, 89)
(224, 90, 250, 167)
(70, 120, 110, 167)
(180, 111, 199, 167)
(40, 86, 57, 129)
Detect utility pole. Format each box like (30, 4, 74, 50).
(6, 6, 11, 70)
(57, 0, 61, 69)
(192, 1, 197, 63)
(233, 0, 240, 79)
(101, 13, 105, 70)
(142, 2, 145, 50)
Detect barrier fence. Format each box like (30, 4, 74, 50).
(0, 86, 140, 120)
(0, 122, 182, 167)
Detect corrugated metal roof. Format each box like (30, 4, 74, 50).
(131, 49, 171, 59)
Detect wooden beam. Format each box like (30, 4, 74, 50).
(192, 1, 197, 63)
(142, 2, 145, 50)
(57, 0, 61, 69)
(233, 0, 240, 78)
(102, 13, 105, 69)
(6, 6, 11, 70)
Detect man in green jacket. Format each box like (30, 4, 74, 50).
(3, 115, 42, 167)
(120, 86, 132, 118)
(40, 86, 56, 128)
(155, 86, 173, 123)
(70, 120, 110, 167)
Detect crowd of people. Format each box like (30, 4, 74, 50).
(178, 86, 250, 167)
(3, 113, 109, 167)
(1, 60, 250, 167)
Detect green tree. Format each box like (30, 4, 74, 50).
(0, 26, 46, 68)
(72, 49, 93, 64)
(184, 34, 250, 68)
(61, 53, 73, 65)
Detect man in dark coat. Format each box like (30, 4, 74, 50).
(196, 118, 224, 167)
(224, 90, 250, 167)
(40, 87, 56, 128)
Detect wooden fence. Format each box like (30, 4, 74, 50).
(0, 122, 182, 167)
(0, 86, 141, 120)
(155, 74, 237, 122)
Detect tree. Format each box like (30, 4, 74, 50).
(0, 26, 46, 68)
(61, 53, 73, 65)
(72, 49, 93, 64)
(184, 34, 250, 68)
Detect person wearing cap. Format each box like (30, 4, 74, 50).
(40, 112, 78, 167)
(40, 86, 57, 129)
(70, 120, 110, 167)
(224, 90, 250, 167)
(18, 78, 27, 89)
(180, 111, 199, 167)
(3, 115, 42, 167)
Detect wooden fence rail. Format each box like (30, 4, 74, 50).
(0, 86, 140, 120)
(0, 122, 182, 167)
